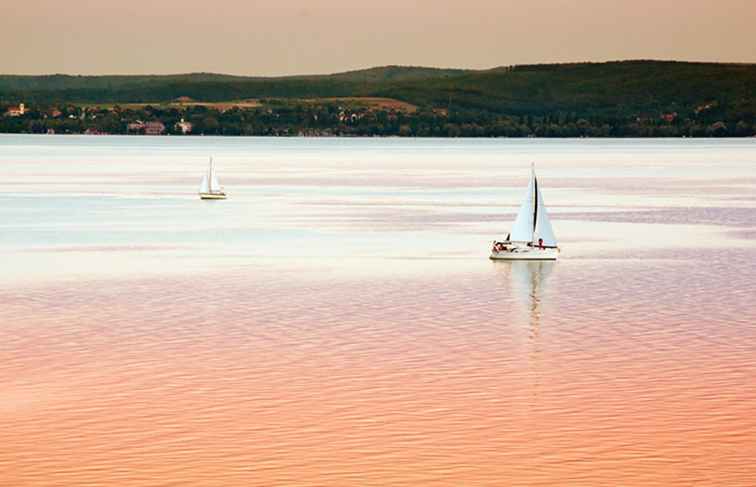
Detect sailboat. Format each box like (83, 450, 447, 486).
(199, 156, 227, 200)
(490, 164, 559, 260)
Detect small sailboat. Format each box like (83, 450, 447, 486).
(199, 156, 227, 200)
(490, 164, 559, 260)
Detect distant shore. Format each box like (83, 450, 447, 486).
(1, 61, 754, 137)
(0, 96, 753, 138)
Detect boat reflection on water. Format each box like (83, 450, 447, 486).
(510, 260, 554, 326)
(494, 260, 555, 402)
(494, 260, 555, 331)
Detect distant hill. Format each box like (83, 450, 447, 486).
(374, 61, 756, 118)
(0, 73, 244, 92)
(1, 61, 754, 119)
(307, 65, 469, 83)
(1, 61, 754, 137)
(0, 66, 468, 101)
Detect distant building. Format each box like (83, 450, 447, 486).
(175, 118, 193, 134)
(129, 120, 165, 135)
(127, 121, 145, 132)
(660, 112, 678, 123)
(143, 121, 166, 135)
(84, 128, 107, 135)
(5, 103, 26, 117)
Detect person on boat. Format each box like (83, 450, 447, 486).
(538, 238, 544, 249)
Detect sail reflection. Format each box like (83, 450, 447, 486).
(494, 260, 554, 323)
(509, 261, 554, 405)
(509, 260, 554, 329)
(494, 260, 555, 401)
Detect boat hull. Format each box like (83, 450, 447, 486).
(199, 192, 227, 200)
(490, 247, 558, 261)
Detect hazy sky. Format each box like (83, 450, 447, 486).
(3, 0, 755, 75)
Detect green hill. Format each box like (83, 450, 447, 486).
(0, 66, 468, 102)
(2, 61, 754, 118)
(1, 61, 754, 137)
(376, 61, 756, 118)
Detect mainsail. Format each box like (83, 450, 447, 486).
(200, 157, 221, 193)
(210, 171, 221, 193)
(510, 167, 536, 242)
(509, 165, 557, 246)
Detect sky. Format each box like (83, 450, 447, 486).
(2, 0, 755, 76)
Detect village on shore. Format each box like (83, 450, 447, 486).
(1, 97, 753, 138)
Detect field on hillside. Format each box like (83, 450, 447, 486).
(79, 97, 417, 113)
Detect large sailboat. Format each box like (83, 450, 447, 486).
(490, 164, 559, 260)
(199, 156, 227, 200)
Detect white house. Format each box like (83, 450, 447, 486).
(5, 103, 25, 117)
(175, 118, 193, 134)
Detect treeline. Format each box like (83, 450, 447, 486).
(2, 101, 752, 137)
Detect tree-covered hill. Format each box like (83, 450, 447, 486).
(0, 66, 468, 102)
(375, 61, 756, 118)
(1, 61, 754, 137)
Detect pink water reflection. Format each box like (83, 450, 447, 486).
(2, 256, 755, 485)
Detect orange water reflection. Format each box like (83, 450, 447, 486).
(2, 258, 755, 486)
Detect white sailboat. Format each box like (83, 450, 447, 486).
(199, 156, 227, 200)
(490, 164, 559, 260)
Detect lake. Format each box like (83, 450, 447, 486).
(1, 135, 755, 485)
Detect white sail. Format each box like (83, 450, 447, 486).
(199, 174, 210, 193)
(533, 179, 557, 246)
(210, 171, 221, 193)
(508, 165, 557, 246)
(201, 157, 222, 194)
(509, 168, 536, 242)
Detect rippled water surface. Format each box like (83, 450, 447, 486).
(1, 135, 755, 485)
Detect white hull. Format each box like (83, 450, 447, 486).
(199, 192, 227, 200)
(490, 247, 558, 261)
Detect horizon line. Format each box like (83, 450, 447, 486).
(2, 58, 755, 79)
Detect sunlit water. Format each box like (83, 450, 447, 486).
(1, 135, 755, 486)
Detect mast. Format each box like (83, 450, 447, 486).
(533, 178, 538, 238)
(532, 164, 538, 242)
(208, 156, 213, 193)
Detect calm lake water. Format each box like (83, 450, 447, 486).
(1, 135, 755, 485)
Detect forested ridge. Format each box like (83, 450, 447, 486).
(1, 61, 754, 137)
